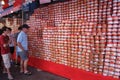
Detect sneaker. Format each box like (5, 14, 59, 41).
(8, 75, 14, 80)
(37, 69, 42, 72)
(24, 71, 32, 75)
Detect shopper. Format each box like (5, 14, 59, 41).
(14, 26, 22, 66)
(0, 26, 14, 80)
(17, 24, 31, 75)
(7, 28, 15, 63)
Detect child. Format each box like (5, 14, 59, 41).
(0, 26, 13, 80)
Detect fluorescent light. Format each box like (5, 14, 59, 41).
(11, 11, 13, 13)
(1, 0, 5, 5)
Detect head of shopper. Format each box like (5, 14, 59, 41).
(21, 24, 30, 33)
(7, 27, 12, 35)
(1, 26, 9, 35)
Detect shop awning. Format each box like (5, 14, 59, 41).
(0, 0, 35, 18)
(0, 5, 21, 17)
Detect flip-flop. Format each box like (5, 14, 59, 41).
(24, 71, 32, 75)
(8, 75, 14, 80)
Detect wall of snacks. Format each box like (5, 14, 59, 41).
(26, 0, 120, 79)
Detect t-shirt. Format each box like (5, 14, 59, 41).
(17, 31, 28, 52)
(0, 35, 10, 54)
(9, 34, 15, 47)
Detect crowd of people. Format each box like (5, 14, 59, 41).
(0, 24, 31, 80)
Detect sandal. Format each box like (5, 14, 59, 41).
(24, 71, 32, 75)
(20, 71, 24, 74)
(20, 70, 24, 74)
(8, 75, 14, 80)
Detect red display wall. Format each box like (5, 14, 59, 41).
(11, 0, 120, 80)
(25, 0, 120, 80)
(28, 56, 119, 80)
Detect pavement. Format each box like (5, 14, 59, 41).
(0, 64, 69, 80)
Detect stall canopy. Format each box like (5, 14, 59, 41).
(0, 0, 35, 18)
(0, 0, 66, 18)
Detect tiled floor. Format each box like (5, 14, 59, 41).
(0, 64, 69, 80)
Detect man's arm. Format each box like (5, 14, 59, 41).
(17, 33, 24, 51)
(17, 42, 24, 51)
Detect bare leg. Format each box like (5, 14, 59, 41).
(2, 54, 13, 79)
(20, 60, 24, 72)
(24, 59, 28, 73)
(6, 68, 13, 79)
(15, 55, 18, 65)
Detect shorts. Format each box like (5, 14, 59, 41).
(18, 50, 28, 60)
(1, 54, 11, 68)
(10, 47, 15, 54)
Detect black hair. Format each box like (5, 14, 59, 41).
(1, 26, 7, 30)
(7, 27, 12, 31)
(18, 26, 22, 30)
(21, 24, 30, 29)
(1, 26, 8, 34)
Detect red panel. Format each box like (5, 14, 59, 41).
(28, 56, 119, 80)
(2, 0, 9, 9)
(14, 0, 25, 7)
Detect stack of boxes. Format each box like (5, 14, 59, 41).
(24, 0, 120, 79)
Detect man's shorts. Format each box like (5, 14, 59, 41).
(17, 50, 28, 60)
(1, 54, 11, 68)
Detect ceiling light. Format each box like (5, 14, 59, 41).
(11, 11, 13, 13)
(1, 0, 5, 5)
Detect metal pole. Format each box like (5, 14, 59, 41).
(22, 0, 24, 25)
